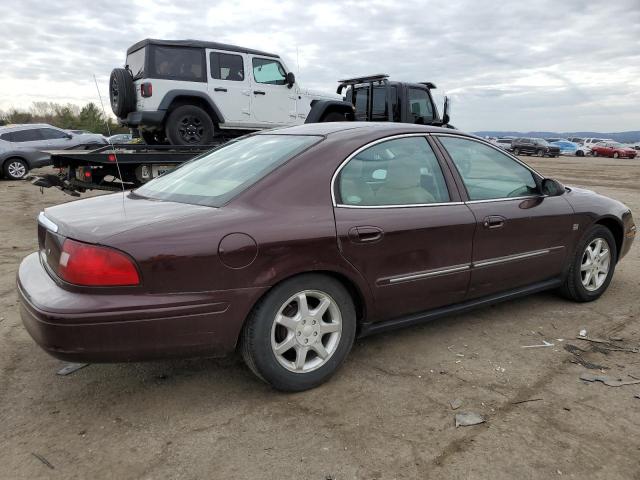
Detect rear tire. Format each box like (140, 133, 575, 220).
(165, 105, 214, 146)
(240, 274, 356, 391)
(559, 225, 617, 302)
(3, 158, 28, 180)
(576, 150, 584, 157)
(537, 149, 545, 157)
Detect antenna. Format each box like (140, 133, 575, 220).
(93, 74, 127, 207)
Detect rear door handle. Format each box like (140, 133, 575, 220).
(214, 87, 227, 92)
(253, 90, 266, 95)
(483, 215, 506, 229)
(348, 226, 384, 244)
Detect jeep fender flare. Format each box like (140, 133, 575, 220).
(158, 90, 226, 125)
(305, 100, 354, 124)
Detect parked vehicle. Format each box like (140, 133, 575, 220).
(549, 139, 578, 155)
(583, 138, 608, 150)
(19, 123, 635, 391)
(567, 137, 584, 144)
(0, 124, 106, 179)
(110, 39, 342, 146)
(107, 133, 134, 144)
(591, 141, 638, 159)
(575, 144, 591, 157)
(511, 137, 560, 157)
(491, 138, 514, 150)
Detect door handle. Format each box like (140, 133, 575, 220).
(214, 87, 227, 92)
(348, 226, 384, 244)
(483, 215, 506, 229)
(253, 90, 266, 95)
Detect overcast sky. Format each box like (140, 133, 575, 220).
(1, 0, 639, 132)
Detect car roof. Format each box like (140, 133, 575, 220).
(257, 122, 468, 137)
(0, 123, 56, 132)
(127, 38, 280, 58)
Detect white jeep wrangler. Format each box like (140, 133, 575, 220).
(110, 39, 344, 145)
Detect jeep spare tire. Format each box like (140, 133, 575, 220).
(109, 68, 136, 118)
(165, 105, 214, 146)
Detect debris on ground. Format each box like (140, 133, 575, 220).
(511, 398, 543, 405)
(449, 399, 462, 410)
(579, 329, 587, 337)
(634, 394, 640, 400)
(522, 340, 554, 348)
(564, 344, 608, 370)
(609, 336, 624, 342)
(576, 336, 640, 353)
(56, 363, 89, 376)
(579, 372, 640, 387)
(31, 452, 54, 469)
(455, 412, 486, 427)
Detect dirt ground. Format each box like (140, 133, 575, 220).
(1, 155, 639, 480)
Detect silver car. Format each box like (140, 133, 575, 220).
(0, 124, 106, 179)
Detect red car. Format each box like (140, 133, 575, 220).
(17, 123, 636, 391)
(591, 142, 637, 159)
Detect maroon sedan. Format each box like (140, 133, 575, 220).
(591, 142, 637, 159)
(18, 123, 636, 391)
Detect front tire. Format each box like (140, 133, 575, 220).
(592, 150, 598, 157)
(165, 105, 214, 146)
(613, 152, 619, 159)
(559, 225, 617, 302)
(513, 147, 520, 155)
(3, 158, 28, 180)
(576, 150, 584, 157)
(240, 274, 356, 391)
(537, 149, 545, 157)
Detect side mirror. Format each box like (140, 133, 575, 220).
(66, 133, 73, 139)
(541, 178, 565, 197)
(285, 72, 295, 88)
(442, 96, 451, 124)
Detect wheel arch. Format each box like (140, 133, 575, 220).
(158, 90, 224, 126)
(305, 100, 354, 124)
(594, 216, 624, 262)
(2, 155, 30, 169)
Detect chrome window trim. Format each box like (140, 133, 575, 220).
(330, 133, 452, 208)
(37, 211, 58, 233)
(433, 133, 547, 203)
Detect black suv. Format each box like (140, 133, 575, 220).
(511, 138, 560, 157)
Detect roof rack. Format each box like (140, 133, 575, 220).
(337, 74, 389, 95)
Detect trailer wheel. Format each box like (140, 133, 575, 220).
(165, 105, 214, 146)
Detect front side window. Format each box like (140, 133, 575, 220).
(439, 136, 538, 201)
(210, 52, 245, 81)
(135, 134, 320, 207)
(252, 58, 286, 85)
(150, 46, 205, 82)
(10, 129, 42, 142)
(407, 88, 434, 123)
(125, 47, 146, 80)
(40, 128, 68, 140)
(337, 136, 450, 206)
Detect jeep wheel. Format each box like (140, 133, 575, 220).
(109, 68, 136, 118)
(513, 147, 520, 155)
(321, 111, 346, 122)
(165, 105, 214, 146)
(537, 149, 545, 157)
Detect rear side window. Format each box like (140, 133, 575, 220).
(126, 47, 146, 80)
(210, 52, 245, 81)
(150, 46, 206, 82)
(9, 129, 42, 142)
(337, 136, 450, 206)
(0, 132, 12, 141)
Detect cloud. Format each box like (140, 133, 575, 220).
(0, 0, 638, 131)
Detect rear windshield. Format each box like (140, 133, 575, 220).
(134, 134, 321, 207)
(149, 46, 206, 82)
(126, 47, 146, 80)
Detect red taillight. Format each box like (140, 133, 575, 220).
(57, 239, 140, 286)
(141, 82, 153, 97)
(107, 153, 116, 162)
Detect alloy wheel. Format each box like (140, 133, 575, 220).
(7, 160, 27, 179)
(177, 115, 204, 144)
(270, 290, 342, 373)
(581, 237, 611, 292)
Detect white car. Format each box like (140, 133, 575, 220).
(110, 39, 343, 145)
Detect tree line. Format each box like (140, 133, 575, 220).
(0, 102, 128, 136)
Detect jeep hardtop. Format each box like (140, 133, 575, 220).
(110, 39, 341, 145)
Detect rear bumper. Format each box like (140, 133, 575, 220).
(17, 252, 267, 362)
(120, 110, 166, 128)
